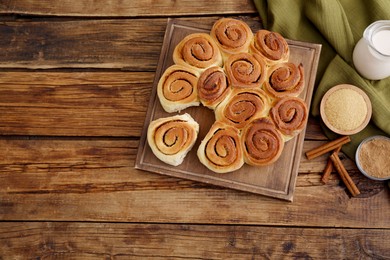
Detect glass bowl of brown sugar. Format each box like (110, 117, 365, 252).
(356, 135, 390, 181)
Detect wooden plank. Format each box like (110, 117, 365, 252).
(0, 139, 358, 189)
(0, 71, 323, 137)
(0, 139, 388, 228)
(0, 71, 153, 136)
(1, 222, 389, 259)
(0, 19, 165, 70)
(0, 0, 257, 17)
(0, 17, 261, 70)
(305, 117, 328, 140)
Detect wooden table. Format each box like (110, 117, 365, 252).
(1, 1, 389, 258)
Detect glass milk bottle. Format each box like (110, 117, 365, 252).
(353, 20, 390, 80)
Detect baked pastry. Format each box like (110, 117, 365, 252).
(241, 117, 284, 166)
(250, 29, 289, 66)
(151, 18, 309, 173)
(197, 121, 244, 173)
(157, 64, 200, 113)
(270, 97, 308, 141)
(215, 88, 270, 130)
(173, 33, 223, 72)
(210, 18, 253, 60)
(224, 52, 267, 89)
(147, 113, 199, 166)
(197, 66, 231, 109)
(264, 62, 304, 98)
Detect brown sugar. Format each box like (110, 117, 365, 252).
(358, 137, 390, 179)
(324, 88, 367, 131)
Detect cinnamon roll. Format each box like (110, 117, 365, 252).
(157, 65, 200, 113)
(264, 62, 304, 98)
(250, 29, 289, 66)
(210, 18, 253, 60)
(147, 113, 199, 166)
(242, 117, 284, 166)
(215, 88, 270, 130)
(270, 97, 308, 141)
(173, 33, 223, 72)
(197, 121, 244, 173)
(224, 52, 267, 89)
(197, 66, 231, 109)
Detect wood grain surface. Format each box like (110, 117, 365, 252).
(1, 222, 389, 259)
(1, 139, 388, 227)
(0, 1, 389, 258)
(0, 71, 152, 136)
(0, 0, 257, 17)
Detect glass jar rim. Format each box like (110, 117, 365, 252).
(363, 20, 390, 57)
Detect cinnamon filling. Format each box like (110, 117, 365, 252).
(270, 97, 307, 136)
(223, 92, 266, 128)
(270, 66, 299, 91)
(231, 59, 261, 83)
(246, 130, 279, 160)
(155, 120, 191, 155)
(205, 129, 238, 167)
(215, 21, 249, 48)
(163, 71, 196, 101)
(198, 70, 227, 101)
(181, 36, 217, 68)
(254, 30, 287, 61)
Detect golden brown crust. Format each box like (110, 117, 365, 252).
(250, 29, 289, 66)
(270, 97, 308, 141)
(215, 88, 270, 130)
(157, 65, 200, 113)
(173, 33, 222, 72)
(264, 62, 304, 98)
(197, 66, 231, 109)
(210, 18, 253, 60)
(197, 121, 244, 173)
(224, 52, 267, 89)
(147, 114, 199, 166)
(242, 117, 284, 166)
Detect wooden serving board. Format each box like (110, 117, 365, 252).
(135, 18, 321, 201)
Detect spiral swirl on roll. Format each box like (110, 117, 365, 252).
(211, 18, 253, 58)
(147, 114, 199, 166)
(215, 88, 270, 129)
(270, 97, 308, 140)
(242, 117, 284, 166)
(157, 65, 200, 113)
(197, 121, 244, 173)
(197, 66, 231, 109)
(173, 33, 222, 71)
(250, 29, 289, 66)
(264, 63, 304, 98)
(225, 53, 267, 88)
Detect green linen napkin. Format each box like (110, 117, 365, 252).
(253, 0, 390, 160)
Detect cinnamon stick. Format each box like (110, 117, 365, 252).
(330, 152, 360, 197)
(321, 146, 342, 184)
(306, 136, 351, 160)
(321, 159, 333, 184)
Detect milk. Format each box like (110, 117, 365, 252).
(372, 30, 390, 55)
(353, 20, 390, 80)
